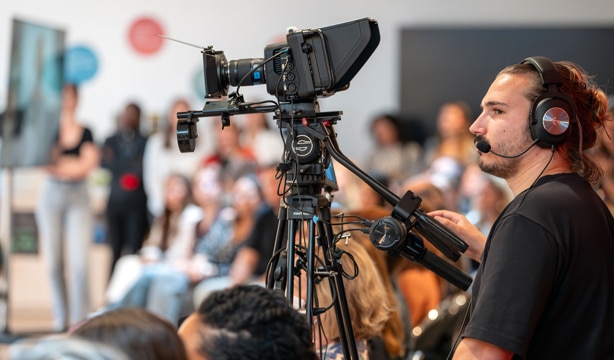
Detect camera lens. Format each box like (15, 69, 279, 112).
(227, 58, 265, 87)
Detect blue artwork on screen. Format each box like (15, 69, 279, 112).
(0, 18, 66, 167)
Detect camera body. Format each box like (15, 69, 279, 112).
(202, 18, 380, 104)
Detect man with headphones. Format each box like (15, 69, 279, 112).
(431, 57, 614, 359)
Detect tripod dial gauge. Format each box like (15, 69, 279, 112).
(369, 217, 405, 252)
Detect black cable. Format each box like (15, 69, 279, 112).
(235, 47, 289, 97)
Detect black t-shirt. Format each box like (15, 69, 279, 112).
(464, 173, 614, 359)
(60, 127, 94, 156)
(242, 204, 279, 276)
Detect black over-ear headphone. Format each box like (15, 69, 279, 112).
(521, 56, 575, 148)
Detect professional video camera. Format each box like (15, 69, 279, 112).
(202, 17, 380, 103)
(175, 18, 380, 153)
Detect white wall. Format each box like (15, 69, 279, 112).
(1, 0, 613, 163)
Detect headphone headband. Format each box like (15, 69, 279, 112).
(521, 56, 563, 89)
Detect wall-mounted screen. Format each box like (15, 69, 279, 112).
(0, 18, 65, 168)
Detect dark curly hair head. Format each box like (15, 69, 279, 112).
(194, 285, 318, 360)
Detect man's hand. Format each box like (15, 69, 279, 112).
(429, 210, 486, 262)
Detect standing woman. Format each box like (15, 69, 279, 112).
(36, 83, 100, 331)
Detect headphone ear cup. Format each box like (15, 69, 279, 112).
(530, 93, 573, 147)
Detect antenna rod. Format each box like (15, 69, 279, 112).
(155, 34, 205, 49)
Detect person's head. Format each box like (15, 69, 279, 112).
(436, 101, 473, 139)
(231, 174, 263, 217)
(314, 239, 392, 345)
(119, 102, 141, 132)
(214, 123, 242, 158)
(71, 307, 187, 360)
(357, 172, 390, 209)
(164, 173, 193, 213)
(178, 285, 318, 360)
(192, 164, 224, 209)
(470, 57, 608, 185)
(370, 113, 403, 146)
(8, 336, 130, 360)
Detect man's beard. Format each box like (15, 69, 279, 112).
(478, 155, 521, 179)
(477, 135, 532, 179)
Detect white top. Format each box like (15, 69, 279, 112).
(142, 131, 211, 217)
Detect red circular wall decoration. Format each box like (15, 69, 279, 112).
(128, 16, 165, 55)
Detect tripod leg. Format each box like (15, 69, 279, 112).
(315, 207, 359, 360)
(267, 206, 288, 292)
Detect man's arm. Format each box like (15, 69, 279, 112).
(453, 338, 513, 360)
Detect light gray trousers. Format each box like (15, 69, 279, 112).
(36, 178, 91, 329)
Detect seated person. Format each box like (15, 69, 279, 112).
(139, 170, 262, 325)
(102, 172, 201, 324)
(72, 307, 188, 360)
(192, 164, 279, 307)
(178, 285, 318, 360)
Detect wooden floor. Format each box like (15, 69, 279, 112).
(0, 243, 111, 356)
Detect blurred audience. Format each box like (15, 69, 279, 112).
(423, 101, 478, 168)
(201, 123, 258, 196)
(101, 102, 150, 276)
(459, 164, 512, 236)
(192, 164, 279, 307)
(35, 83, 100, 331)
(328, 161, 364, 210)
(187, 172, 263, 314)
(104, 172, 201, 322)
(365, 113, 425, 190)
(234, 111, 283, 167)
(356, 171, 393, 211)
(178, 285, 318, 360)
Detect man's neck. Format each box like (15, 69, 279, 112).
(505, 149, 571, 196)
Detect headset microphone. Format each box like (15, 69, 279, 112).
(476, 139, 539, 159)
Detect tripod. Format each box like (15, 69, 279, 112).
(263, 108, 360, 359)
